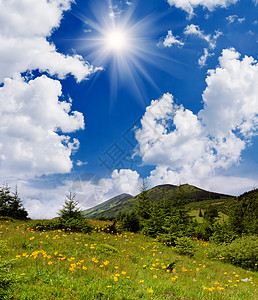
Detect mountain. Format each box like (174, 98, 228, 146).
(83, 193, 133, 219)
(83, 184, 234, 219)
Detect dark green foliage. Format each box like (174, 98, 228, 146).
(174, 236, 196, 257)
(30, 193, 93, 234)
(203, 205, 219, 224)
(135, 180, 151, 220)
(119, 211, 140, 232)
(101, 220, 119, 234)
(29, 218, 93, 234)
(210, 222, 238, 244)
(58, 192, 83, 220)
(136, 186, 196, 242)
(194, 221, 213, 241)
(228, 188, 258, 235)
(0, 260, 17, 299)
(0, 184, 28, 220)
(207, 236, 258, 270)
(198, 209, 203, 217)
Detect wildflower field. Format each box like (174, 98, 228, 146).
(0, 219, 257, 299)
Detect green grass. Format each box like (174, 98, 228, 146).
(0, 219, 257, 299)
(188, 210, 229, 224)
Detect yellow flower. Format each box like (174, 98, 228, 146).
(148, 289, 154, 294)
(104, 261, 109, 265)
(196, 268, 199, 271)
(30, 236, 35, 240)
(114, 276, 118, 282)
(106, 285, 112, 288)
(139, 280, 144, 283)
(83, 266, 87, 270)
(153, 275, 158, 279)
(48, 261, 52, 265)
(20, 273, 26, 276)
(121, 271, 126, 275)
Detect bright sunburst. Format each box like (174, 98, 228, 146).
(105, 29, 128, 52)
(76, 0, 171, 101)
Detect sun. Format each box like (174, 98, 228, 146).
(105, 29, 128, 52)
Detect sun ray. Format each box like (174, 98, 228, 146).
(75, 0, 185, 104)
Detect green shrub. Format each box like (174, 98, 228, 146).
(29, 218, 93, 234)
(174, 236, 196, 257)
(0, 260, 17, 299)
(120, 212, 140, 233)
(207, 235, 258, 270)
(210, 222, 238, 244)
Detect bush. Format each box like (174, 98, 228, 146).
(207, 235, 258, 270)
(174, 236, 196, 257)
(210, 222, 238, 244)
(120, 212, 140, 233)
(0, 260, 17, 299)
(29, 218, 93, 234)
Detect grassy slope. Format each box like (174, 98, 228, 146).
(84, 184, 234, 219)
(1, 219, 257, 299)
(83, 193, 133, 219)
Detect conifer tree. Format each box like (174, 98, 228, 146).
(58, 192, 83, 220)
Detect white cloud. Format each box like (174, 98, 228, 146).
(184, 25, 222, 65)
(76, 160, 88, 167)
(0, 0, 99, 181)
(0, 0, 95, 82)
(0, 36, 94, 83)
(226, 15, 246, 23)
(135, 48, 258, 190)
(184, 24, 222, 50)
(253, 0, 258, 5)
(198, 48, 214, 67)
(20, 169, 141, 218)
(0, 75, 84, 177)
(158, 30, 184, 48)
(104, 169, 141, 196)
(109, 5, 123, 18)
(167, 0, 239, 18)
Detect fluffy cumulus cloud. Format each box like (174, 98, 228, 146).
(0, 0, 95, 179)
(167, 0, 239, 18)
(0, 75, 84, 177)
(158, 30, 184, 47)
(135, 48, 258, 193)
(0, 0, 94, 82)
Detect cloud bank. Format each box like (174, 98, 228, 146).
(0, 0, 95, 179)
(135, 48, 258, 192)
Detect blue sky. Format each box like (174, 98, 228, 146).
(0, 0, 258, 218)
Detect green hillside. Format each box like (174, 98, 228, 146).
(84, 184, 234, 219)
(83, 193, 133, 219)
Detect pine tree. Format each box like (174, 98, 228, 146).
(135, 180, 150, 220)
(0, 184, 28, 219)
(58, 192, 83, 220)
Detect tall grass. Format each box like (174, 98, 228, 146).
(0, 219, 257, 299)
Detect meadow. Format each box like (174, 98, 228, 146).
(0, 219, 257, 300)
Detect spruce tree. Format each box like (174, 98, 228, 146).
(58, 192, 83, 220)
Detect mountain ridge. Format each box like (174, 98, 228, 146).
(83, 184, 234, 219)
